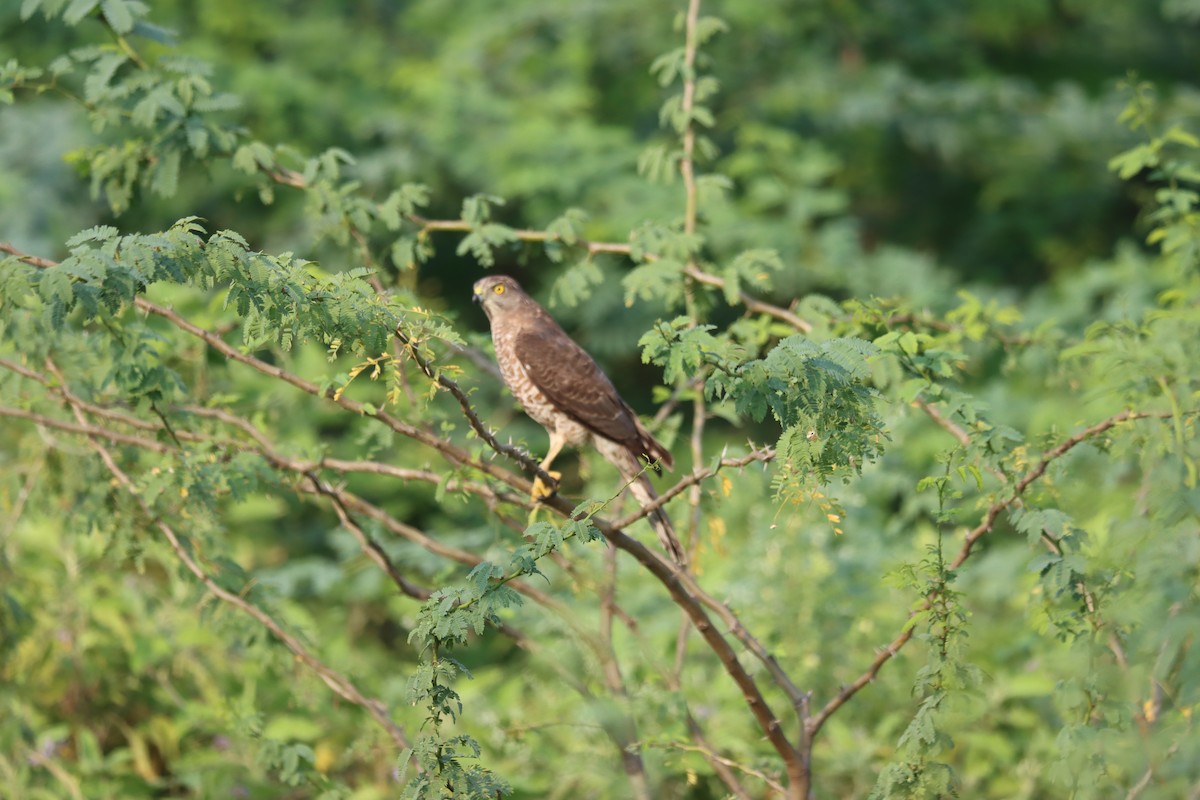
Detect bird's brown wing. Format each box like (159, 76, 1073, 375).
(512, 323, 641, 448)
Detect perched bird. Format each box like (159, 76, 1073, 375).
(473, 274, 685, 565)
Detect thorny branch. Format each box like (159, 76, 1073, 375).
(3, 242, 813, 715)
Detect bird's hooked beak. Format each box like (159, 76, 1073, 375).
(473, 285, 492, 319)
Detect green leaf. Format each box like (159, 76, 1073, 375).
(232, 141, 275, 175)
(649, 47, 685, 87)
(65, 225, 119, 247)
(82, 52, 127, 101)
(623, 259, 686, 306)
(100, 0, 133, 32)
(20, 0, 45, 20)
(550, 259, 602, 307)
(149, 148, 181, 197)
(62, 0, 99, 26)
(263, 715, 324, 742)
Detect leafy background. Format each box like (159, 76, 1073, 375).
(1, 1, 1198, 798)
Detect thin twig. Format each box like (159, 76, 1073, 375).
(258, 149, 818, 336)
(0, 360, 552, 645)
(308, 473, 530, 646)
(912, 396, 970, 446)
(0, 406, 172, 453)
(611, 448, 774, 530)
(658, 739, 782, 796)
(307, 472, 432, 601)
(659, 631, 758, 799)
(913, 390, 1136, 673)
(0, 451, 41, 545)
(679, 0, 701, 239)
(950, 409, 1156, 571)
(685, 265, 813, 334)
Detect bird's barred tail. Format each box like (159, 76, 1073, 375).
(631, 474, 686, 567)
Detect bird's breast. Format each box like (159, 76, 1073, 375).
(492, 326, 589, 444)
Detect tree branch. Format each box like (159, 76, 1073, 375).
(610, 448, 774, 530)
(680, 0, 701, 239)
(1, 241, 815, 790)
(552, 498, 805, 783)
(0, 405, 172, 453)
(657, 736, 782, 797)
(684, 265, 814, 334)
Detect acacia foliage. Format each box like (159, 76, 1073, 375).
(1, 2, 1199, 799)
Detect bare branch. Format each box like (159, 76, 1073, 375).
(610, 448, 774, 531)
(684, 265, 814, 334)
(179, 405, 529, 509)
(657, 736, 782, 797)
(912, 396, 970, 447)
(0, 406, 172, 453)
(679, 0, 701, 238)
(307, 472, 432, 602)
(544, 492, 806, 782)
(0, 242, 56, 267)
(807, 626, 914, 741)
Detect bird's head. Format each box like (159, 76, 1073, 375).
(472, 275, 529, 320)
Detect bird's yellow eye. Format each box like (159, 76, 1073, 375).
(493, 284, 506, 295)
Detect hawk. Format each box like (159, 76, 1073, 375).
(473, 275, 684, 565)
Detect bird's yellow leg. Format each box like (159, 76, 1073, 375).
(531, 434, 565, 501)
(531, 469, 562, 501)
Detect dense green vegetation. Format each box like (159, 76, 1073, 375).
(2, 1, 1198, 797)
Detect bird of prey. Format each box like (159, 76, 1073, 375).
(473, 274, 685, 565)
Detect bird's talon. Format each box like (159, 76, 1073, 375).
(531, 470, 562, 501)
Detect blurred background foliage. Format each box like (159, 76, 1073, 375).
(1, 0, 1199, 798)
(8, 0, 1200, 294)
